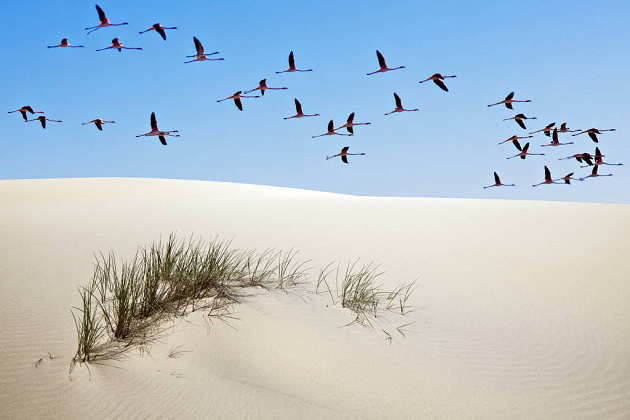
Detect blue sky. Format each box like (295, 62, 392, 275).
(3, 0, 629, 202)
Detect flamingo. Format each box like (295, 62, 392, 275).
(559, 153, 595, 166)
(26, 115, 62, 129)
(335, 112, 372, 134)
(582, 147, 623, 168)
(487, 91, 532, 109)
(557, 122, 580, 133)
(283, 99, 319, 119)
(503, 113, 537, 130)
(8, 106, 44, 121)
(139, 23, 177, 40)
(532, 166, 561, 187)
(385, 93, 419, 115)
(572, 128, 616, 143)
(96, 38, 142, 52)
(555, 172, 582, 184)
(482, 172, 516, 189)
(541, 128, 574, 147)
(580, 165, 613, 181)
(48, 38, 84, 48)
(529, 122, 555, 137)
(185, 37, 223, 63)
(506, 141, 544, 160)
(217, 91, 259, 111)
(276, 51, 312, 73)
(366, 50, 405, 75)
(85, 5, 128, 35)
(418, 73, 457, 92)
(312, 120, 353, 139)
(82, 119, 115, 131)
(326, 146, 366, 164)
(135, 112, 180, 146)
(244, 79, 287, 96)
(498, 134, 533, 145)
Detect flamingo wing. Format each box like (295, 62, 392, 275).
(327, 120, 334, 132)
(552, 129, 558, 143)
(347, 112, 355, 123)
(20, 110, 27, 121)
(516, 118, 527, 130)
(376, 50, 386, 68)
(156, 26, 167, 40)
(288, 51, 295, 68)
(592, 165, 598, 175)
(40, 118, 46, 129)
(234, 97, 243, 111)
(341, 146, 350, 153)
(588, 132, 598, 143)
(347, 125, 354, 134)
(294, 99, 302, 114)
(95, 120, 103, 131)
(341, 155, 349, 164)
(96, 5, 107, 23)
(513, 139, 522, 151)
(494, 172, 500, 185)
(522, 142, 530, 153)
(159, 135, 167, 146)
(583, 155, 594, 166)
(433, 78, 449, 92)
(394, 93, 402, 108)
(193, 37, 204, 55)
(505, 102, 513, 110)
(505, 91, 515, 101)
(24, 106, 34, 113)
(544, 166, 551, 181)
(150, 112, 158, 130)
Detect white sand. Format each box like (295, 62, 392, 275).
(1, 178, 629, 419)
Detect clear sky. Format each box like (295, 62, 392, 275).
(3, 1, 629, 203)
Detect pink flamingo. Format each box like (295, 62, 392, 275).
(529, 122, 555, 137)
(312, 120, 353, 139)
(506, 141, 545, 160)
(82, 119, 116, 131)
(185, 37, 223, 63)
(135, 112, 180, 146)
(503, 113, 537, 130)
(8, 106, 44, 121)
(532, 166, 561, 187)
(276, 51, 312, 73)
(326, 146, 366, 164)
(572, 128, 616, 143)
(217, 91, 260, 111)
(283, 99, 319, 119)
(418, 73, 457, 92)
(498, 134, 533, 145)
(85, 5, 128, 35)
(139, 23, 178, 40)
(555, 172, 582, 184)
(48, 38, 84, 48)
(557, 122, 580, 133)
(385, 93, 418, 115)
(541, 128, 574, 147)
(26, 115, 62, 129)
(559, 152, 595, 166)
(335, 113, 372, 134)
(487, 91, 532, 109)
(482, 172, 516, 189)
(580, 165, 614, 181)
(244, 79, 287, 96)
(367, 50, 405, 75)
(96, 38, 142, 52)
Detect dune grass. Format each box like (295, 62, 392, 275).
(71, 235, 416, 365)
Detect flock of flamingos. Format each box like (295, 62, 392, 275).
(7, 5, 623, 187)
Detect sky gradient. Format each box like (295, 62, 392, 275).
(3, 1, 629, 202)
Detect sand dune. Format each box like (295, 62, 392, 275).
(1, 178, 629, 419)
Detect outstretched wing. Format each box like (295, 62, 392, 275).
(394, 93, 402, 108)
(433, 78, 449, 92)
(40, 118, 46, 129)
(347, 125, 354, 134)
(288, 51, 295, 68)
(544, 166, 551, 181)
(234, 97, 243, 111)
(505, 91, 515, 101)
(294, 98, 302, 114)
(513, 139, 522, 151)
(341, 146, 350, 153)
(582, 155, 593, 166)
(96, 5, 107, 23)
(95, 120, 103, 131)
(347, 112, 355, 123)
(516, 118, 527, 130)
(159, 135, 167, 146)
(505, 102, 513, 110)
(341, 155, 349, 164)
(327, 120, 334, 132)
(193, 37, 204, 55)
(552, 128, 558, 143)
(150, 112, 158, 130)
(592, 165, 598, 175)
(588, 132, 598, 143)
(376, 50, 386, 68)
(156, 26, 167, 40)
(20, 110, 27, 121)
(24, 106, 34, 113)
(522, 142, 530, 153)
(494, 172, 500, 184)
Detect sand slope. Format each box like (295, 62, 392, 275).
(1, 178, 629, 419)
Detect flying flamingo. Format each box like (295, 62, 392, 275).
(482, 172, 516, 189)
(312, 120, 353, 139)
(283, 99, 319, 119)
(497, 134, 533, 145)
(487, 92, 532, 109)
(580, 165, 613, 181)
(85, 5, 128, 35)
(385, 93, 419, 115)
(582, 147, 623, 168)
(26, 115, 62, 129)
(557, 122, 580, 133)
(276, 51, 312, 73)
(555, 172, 582, 184)
(244, 79, 287, 96)
(335, 113, 372, 134)
(82, 119, 115, 131)
(559, 152, 594, 166)
(185, 37, 223, 63)
(572, 128, 616, 143)
(366, 50, 405, 75)
(529, 122, 555, 137)
(96, 38, 142, 52)
(217, 91, 259, 111)
(326, 146, 366, 164)
(8, 106, 44, 121)
(532, 166, 561, 187)
(541, 128, 574, 147)
(48, 38, 84, 48)
(506, 141, 545, 160)
(139, 23, 178, 40)
(135, 112, 180, 146)
(418, 73, 457, 92)
(503, 113, 537, 130)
